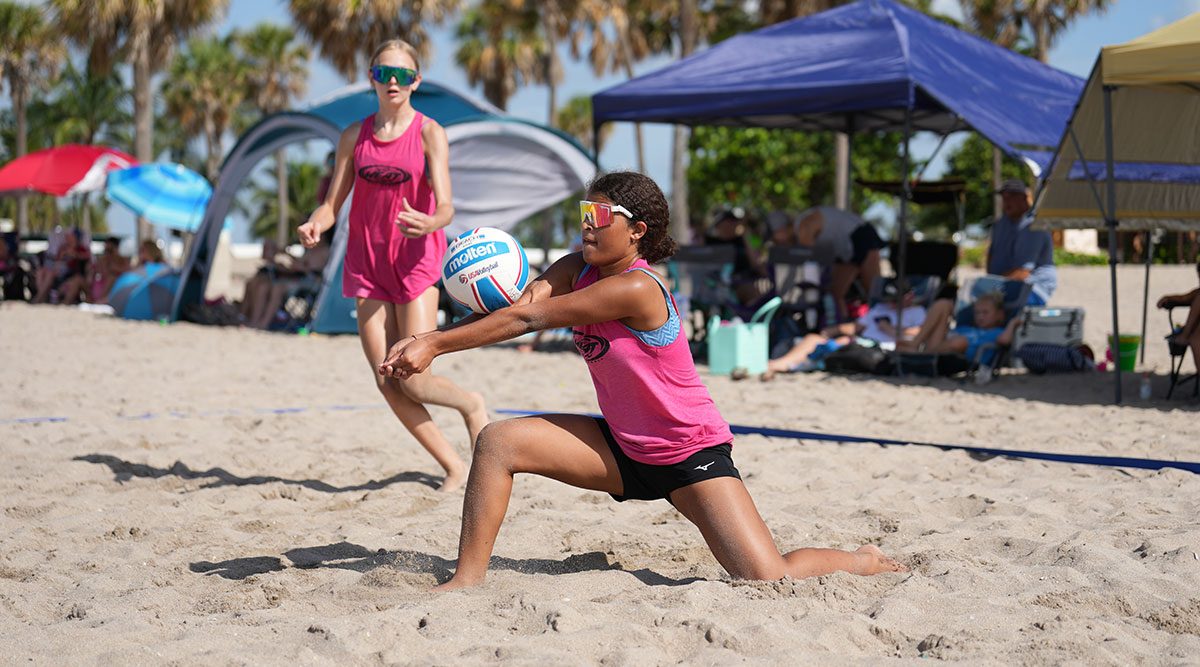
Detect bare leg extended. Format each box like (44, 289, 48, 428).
(858, 249, 882, 301)
(391, 286, 490, 449)
(669, 477, 906, 579)
(358, 297, 468, 492)
(897, 298, 955, 351)
(437, 415, 624, 590)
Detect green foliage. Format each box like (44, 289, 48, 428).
(686, 126, 901, 222)
(241, 161, 324, 243)
(959, 244, 986, 268)
(918, 133, 1031, 233)
(1054, 247, 1108, 266)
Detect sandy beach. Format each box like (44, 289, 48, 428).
(2, 264, 1198, 664)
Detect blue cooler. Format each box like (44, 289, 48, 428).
(707, 297, 782, 375)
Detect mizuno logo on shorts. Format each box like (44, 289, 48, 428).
(694, 461, 714, 471)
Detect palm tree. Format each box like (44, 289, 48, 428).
(41, 63, 132, 147)
(161, 36, 248, 182)
(242, 161, 323, 244)
(288, 0, 462, 82)
(556, 95, 612, 154)
(454, 1, 547, 111)
(50, 0, 229, 244)
(958, 0, 1111, 218)
(0, 2, 65, 235)
(574, 0, 674, 172)
(236, 24, 310, 248)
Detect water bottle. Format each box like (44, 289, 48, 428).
(1139, 373, 1152, 400)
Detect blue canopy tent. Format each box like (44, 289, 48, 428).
(592, 0, 1084, 333)
(172, 80, 595, 333)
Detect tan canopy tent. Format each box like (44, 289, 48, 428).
(1033, 12, 1200, 402)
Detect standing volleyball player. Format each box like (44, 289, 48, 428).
(299, 40, 487, 492)
(380, 171, 906, 589)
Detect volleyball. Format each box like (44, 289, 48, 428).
(442, 227, 530, 314)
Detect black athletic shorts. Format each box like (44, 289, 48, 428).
(848, 223, 886, 265)
(594, 418, 741, 502)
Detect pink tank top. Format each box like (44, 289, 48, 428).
(343, 112, 446, 304)
(573, 259, 733, 465)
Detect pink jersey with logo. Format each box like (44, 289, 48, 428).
(343, 113, 446, 304)
(573, 259, 733, 465)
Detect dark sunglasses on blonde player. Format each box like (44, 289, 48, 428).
(370, 65, 419, 86)
(579, 200, 634, 230)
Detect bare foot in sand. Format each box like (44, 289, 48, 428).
(852, 544, 908, 575)
(461, 391, 490, 449)
(438, 464, 468, 493)
(433, 574, 482, 591)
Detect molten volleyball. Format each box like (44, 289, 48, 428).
(442, 227, 530, 314)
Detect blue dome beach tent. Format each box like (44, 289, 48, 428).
(592, 0, 1084, 337)
(106, 163, 212, 232)
(171, 80, 595, 333)
(109, 262, 181, 321)
(1033, 12, 1200, 402)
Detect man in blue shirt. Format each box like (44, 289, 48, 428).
(987, 179, 1056, 305)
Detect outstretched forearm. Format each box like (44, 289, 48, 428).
(429, 306, 543, 357)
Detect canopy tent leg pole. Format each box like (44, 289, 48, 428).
(1140, 230, 1153, 365)
(893, 106, 913, 375)
(1103, 85, 1122, 404)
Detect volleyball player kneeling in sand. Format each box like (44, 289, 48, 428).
(380, 171, 906, 590)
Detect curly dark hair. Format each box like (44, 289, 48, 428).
(586, 171, 678, 264)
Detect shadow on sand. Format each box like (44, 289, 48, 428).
(189, 540, 698, 587)
(73, 453, 442, 492)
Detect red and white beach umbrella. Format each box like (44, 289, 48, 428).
(0, 144, 137, 197)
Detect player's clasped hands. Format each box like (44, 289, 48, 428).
(378, 335, 434, 378)
(396, 197, 438, 238)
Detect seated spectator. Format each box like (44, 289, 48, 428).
(33, 228, 91, 304)
(240, 235, 331, 329)
(1157, 260, 1200, 369)
(987, 179, 1056, 305)
(137, 239, 165, 266)
(764, 280, 926, 377)
(794, 205, 884, 322)
(704, 208, 770, 306)
(0, 232, 27, 301)
(89, 237, 130, 304)
(896, 291, 1019, 366)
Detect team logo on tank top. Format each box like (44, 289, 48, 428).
(358, 164, 412, 186)
(573, 332, 610, 363)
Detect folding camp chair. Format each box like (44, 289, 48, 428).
(1165, 306, 1199, 399)
(667, 244, 739, 354)
(767, 245, 824, 355)
(889, 275, 1031, 378)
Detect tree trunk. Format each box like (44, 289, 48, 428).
(275, 147, 289, 247)
(834, 132, 850, 210)
(670, 0, 699, 245)
(542, 11, 561, 128)
(992, 145, 1002, 220)
(624, 61, 647, 173)
(133, 39, 156, 246)
(205, 116, 221, 183)
(13, 77, 28, 236)
(81, 193, 92, 237)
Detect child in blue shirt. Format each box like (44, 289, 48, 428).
(896, 292, 1019, 365)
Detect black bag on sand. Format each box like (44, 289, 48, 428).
(823, 343, 888, 374)
(873, 352, 972, 377)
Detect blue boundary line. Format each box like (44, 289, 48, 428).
(8, 405, 1196, 476)
(494, 409, 1200, 476)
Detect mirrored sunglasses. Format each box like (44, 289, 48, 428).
(579, 200, 634, 229)
(370, 65, 419, 86)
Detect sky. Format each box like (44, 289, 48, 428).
(7, 0, 1200, 241)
